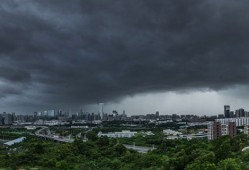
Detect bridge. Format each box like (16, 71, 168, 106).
(35, 127, 74, 143)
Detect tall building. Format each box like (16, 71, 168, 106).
(155, 111, 160, 118)
(208, 121, 237, 140)
(47, 110, 55, 118)
(229, 111, 234, 118)
(3, 113, 12, 125)
(224, 105, 230, 118)
(99, 103, 104, 119)
(208, 122, 221, 140)
(11, 112, 16, 122)
(228, 122, 237, 137)
(0, 115, 3, 125)
(245, 111, 249, 117)
(239, 108, 245, 117)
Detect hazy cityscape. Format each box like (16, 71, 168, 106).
(2, 104, 249, 169)
(2, 0, 249, 169)
(0, 104, 246, 125)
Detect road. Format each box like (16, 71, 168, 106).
(35, 126, 74, 143)
(242, 146, 249, 152)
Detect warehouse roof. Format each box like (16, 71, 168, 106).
(4, 137, 26, 146)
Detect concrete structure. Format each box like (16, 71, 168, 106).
(208, 121, 236, 140)
(216, 117, 249, 127)
(35, 127, 74, 143)
(123, 144, 155, 153)
(25, 126, 37, 130)
(2, 113, 12, 125)
(0, 115, 3, 125)
(166, 133, 207, 140)
(224, 105, 230, 118)
(244, 125, 249, 135)
(166, 135, 179, 140)
(98, 130, 137, 138)
(99, 103, 104, 119)
(208, 122, 219, 140)
(228, 122, 237, 137)
(163, 129, 182, 136)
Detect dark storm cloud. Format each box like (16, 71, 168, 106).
(0, 0, 249, 112)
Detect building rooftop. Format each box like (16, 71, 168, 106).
(4, 137, 26, 146)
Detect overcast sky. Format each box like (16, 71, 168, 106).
(0, 0, 249, 115)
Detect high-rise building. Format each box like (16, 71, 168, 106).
(33, 112, 38, 118)
(245, 111, 249, 117)
(47, 110, 55, 118)
(224, 105, 230, 118)
(0, 115, 3, 125)
(208, 122, 221, 140)
(208, 121, 237, 140)
(155, 111, 159, 118)
(3, 113, 12, 125)
(229, 111, 234, 118)
(99, 103, 104, 119)
(228, 122, 237, 137)
(11, 112, 16, 122)
(239, 108, 245, 117)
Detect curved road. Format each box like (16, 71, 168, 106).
(35, 126, 74, 143)
(242, 146, 249, 152)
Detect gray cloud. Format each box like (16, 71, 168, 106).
(0, 0, 249, 113)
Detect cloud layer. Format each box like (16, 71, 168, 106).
(0, 0, 249, 113)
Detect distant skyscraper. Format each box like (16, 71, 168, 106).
(229, 111, 234, 118)
(47, 110, 55, 117)
(239, 108, 245, 117)
(99, 103, 104, 119)
(0, 115, 3, 125)
(155, 111, 159, 118)
(224, 105, 230, 118)
(3, 113, 12, 125)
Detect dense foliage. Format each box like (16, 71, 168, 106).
(1, 133, 249, 169)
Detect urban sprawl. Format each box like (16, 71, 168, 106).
(0, 104, 249, 142)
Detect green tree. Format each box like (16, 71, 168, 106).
(86, 131, 98, 141)
(186, 161, 217, 170)
(218, 158, 241, 170)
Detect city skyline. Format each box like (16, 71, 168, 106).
(1, 1, 249, 114)
(2, 102, 249, 117)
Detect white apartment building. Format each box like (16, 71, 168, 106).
(216, 117, 249, 127)
(244, 125, 249, 135)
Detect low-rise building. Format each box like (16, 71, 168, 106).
(98, 130, 137, 138)
(25, 126, 37, 130)
(166, 133, 207, 140)
(163, 129, 182, 136)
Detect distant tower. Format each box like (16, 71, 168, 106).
(99, 103, 104, 119)
(224, 105, 230, 118)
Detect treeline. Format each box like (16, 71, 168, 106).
(1, 133, 249, 169)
